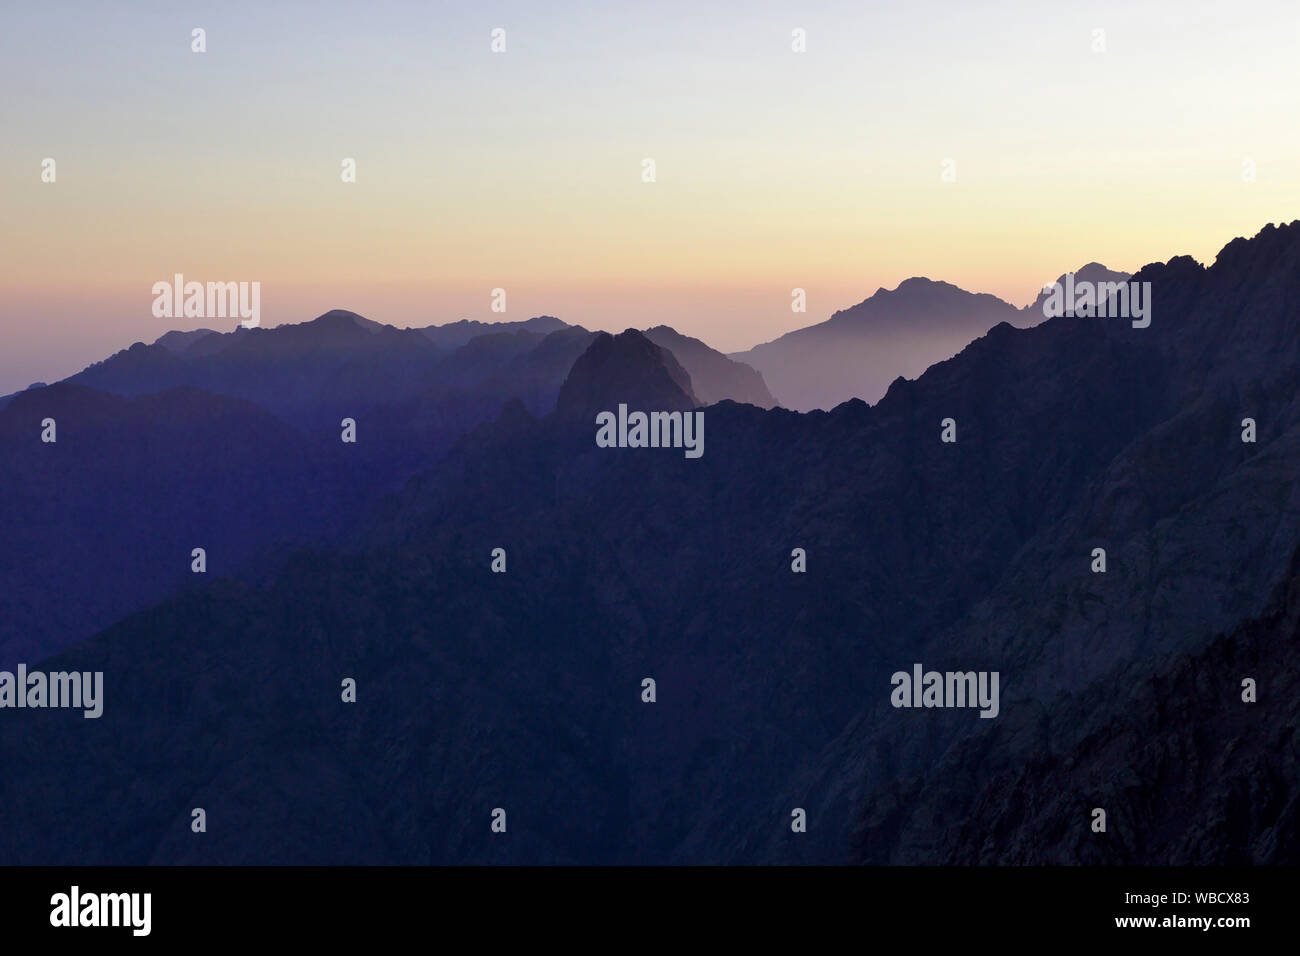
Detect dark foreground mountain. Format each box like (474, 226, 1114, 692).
(731, 278, 1023, 410)
(0, 383, 373, 667)
(854, 544, 1300, 864)
(1, 222, 1298, 864)
(0, 315, 773, 665)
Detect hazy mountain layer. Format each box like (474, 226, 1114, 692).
(732, 278, 1024, 411)
(642, 326, 774, 408)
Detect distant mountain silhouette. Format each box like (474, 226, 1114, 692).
(0, 381, 47, 410)
(419, 315, 568, 349)
(65, 310, 444, 428)
(642, 326, 774, 408)
(153, 328, 219, 354)
(2, 222, 1298, 864)
(56, 311, 767, 430)
(1025, 262, 1133, 317)
(731, 278, 1023, 411)
(0, 314, 783, 667)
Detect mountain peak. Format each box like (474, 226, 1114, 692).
(890, 276, 954, 294)
(1027, 262, 1132, 314)
(822, 277, 1014, 324)
(554, 328, 697, 421)
(308, 309, 384, 332)
(733, 279, 1022, 410)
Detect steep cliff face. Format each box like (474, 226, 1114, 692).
(853, 546, 1300, 865)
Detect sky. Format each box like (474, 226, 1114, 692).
(1, 0, 1298, 393)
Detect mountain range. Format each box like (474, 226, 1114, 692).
(0, 221, 1296, 863)
(0, 310, 770, 668)
(731, 264, 1133, 412)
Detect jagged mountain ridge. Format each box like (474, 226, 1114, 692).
(1, 222, 1297, 864)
